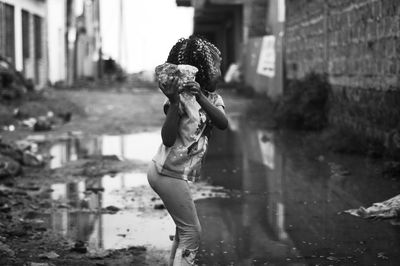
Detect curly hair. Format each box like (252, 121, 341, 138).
(166, 35, 221, 91)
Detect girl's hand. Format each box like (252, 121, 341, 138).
(183, 81, 203, 99)
(160, 77, 179, 103)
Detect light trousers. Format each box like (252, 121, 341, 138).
(147, 162, 201, 266)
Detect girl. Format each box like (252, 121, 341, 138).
(147, 36, 228, 266)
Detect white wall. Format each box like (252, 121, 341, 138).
(2, 0, 46, 71)
(46, 0, 67, 83)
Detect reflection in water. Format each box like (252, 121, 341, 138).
(40, 130, 175, 251)
(46, 172, 174, 251)
(39, 122, 400, 265)
(198, 115, 400, 265)
(45, 131, 161, 169)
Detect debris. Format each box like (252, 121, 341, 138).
(58, 112, 72, 123)
(127, 246, 146, 252)
(70, 241, 87, 253)
(86, 187, 105, 193)
(33, 118, 53, 132)
(0, 204, 11, 213)
(39, 251, 60, 259)
(0, 139, 44, 168)
(22, 118, 38, 128)
(0, 140, 23, 161)
(344, 194, 400, 219)
(87, 249, 110, 259)
(0, 154, 21, 178)
(0, 241, 15, 257)
(377, 252, 389, 260)
(154, 204, 165, 210)
(104, 205, 120, 213)
(326, 256, 339, 261)
(22, 151, 44, 167)
(29, 263, 49, 266)
(15, 140, 38, 152)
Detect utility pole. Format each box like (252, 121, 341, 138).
(118, 0, 126, 68)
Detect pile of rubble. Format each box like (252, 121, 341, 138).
(0, 139, 45, 179)
(0, 55, 33, 101)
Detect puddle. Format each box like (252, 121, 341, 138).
(28, 120, 400, 265)
(38, 172, 175, 251)
(196, 116, 400, 265)
(43, 130, 161, 169)
(30, 130, 176, 252)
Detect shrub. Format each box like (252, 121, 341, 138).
(275, 72, 330, 130)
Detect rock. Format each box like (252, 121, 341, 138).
(87, 250, 110, 259)
(39, 251, 59, 259)
(22, 151, 44, 167)
(30, 263, 50, 266)
(154, 204, 165, 210)
(0, 141, 23, 161)
(17, 184, 40, 191)
(0, 241, 15, 257)
(33, 118, 52, 132)
(57, 204, 69, 209)
(21, 117, 37, 128)
(127, 246, 146, 252)
(104, 205, 120, 213)
(86, 187, 105, 193)
(0, 204, 11, 213)
(0, 155, 21, 178)
(6, 228, 28, 237)
(70, 241, 87, 253)
(58, 112, 72, 123)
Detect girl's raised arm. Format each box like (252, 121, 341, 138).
(160, 77, 181, 147)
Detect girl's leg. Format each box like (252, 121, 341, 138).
(168, 228, 179, 266)
(147, 164, 200, 266)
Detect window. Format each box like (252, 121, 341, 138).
(33, 15, 42, 59)
(22, 9, 30, 59)
(0, 3, 15, 64)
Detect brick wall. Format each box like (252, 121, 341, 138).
(286, 0, 400, 150)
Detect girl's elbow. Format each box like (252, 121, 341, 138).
(163, 140, 174, 147)
(216, 119, 228, 130)
(161, 133, 176, 147)
(162, 136, 175, 147)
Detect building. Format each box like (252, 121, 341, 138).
(0, 0, 47, 87)
(176, 0, 285, 99)
(48, 0, 101, 85)
(75, 0, 101, 80)
(0, 0, 102, 88)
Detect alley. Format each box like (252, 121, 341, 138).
(0, 87, 399, 265)
(1, 0, 400, 265)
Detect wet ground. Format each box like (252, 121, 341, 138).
(1, 88, 400, 265)
(197, 118, 400, 266)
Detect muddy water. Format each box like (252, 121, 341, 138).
(36, 131, 176, 255)
(37, 119, 400, 265)
(197, 118, 400, 266)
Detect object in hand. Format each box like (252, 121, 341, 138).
(155, 63, 198, 94)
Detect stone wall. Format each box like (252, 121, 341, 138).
(286, 0, 400, 150)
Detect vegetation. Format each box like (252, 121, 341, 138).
(275, 72, 330, 130)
